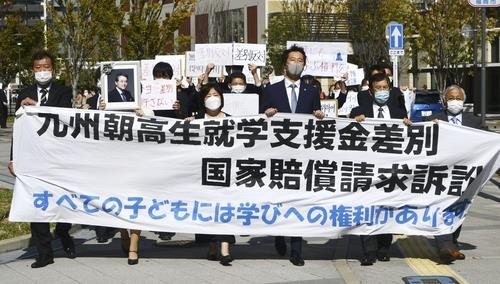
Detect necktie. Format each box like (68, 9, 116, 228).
(378, 107, 384, 118)
(40, 88, 48, 105)
(120, 93, 126, 102)
(451, 117, 460, 125)
(290, 84, 297, 113)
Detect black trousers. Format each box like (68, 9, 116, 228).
(435, 225, 462, 251)
(275, 236, 302, 254)
(360, 234, 393, 256)
(0, 103, 7, 127)
(31, 222, 73, 258)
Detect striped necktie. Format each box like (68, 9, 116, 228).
(40, 88, 48, 105)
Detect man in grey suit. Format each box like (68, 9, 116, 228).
(425, 85, 482, 264)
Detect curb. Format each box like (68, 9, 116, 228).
(0, 224, 81, 254)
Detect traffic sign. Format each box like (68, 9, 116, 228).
(468, 0, 500, 7)
(389, 23, 404, 50)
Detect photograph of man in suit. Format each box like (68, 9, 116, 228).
(259, 44, 324, 267)
(108, 73, 134, 102)
(424, 85, 482, 264)
(7, 50, 75, 269)
(349, 72, 411, 266)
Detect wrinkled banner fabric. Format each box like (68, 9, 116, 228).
(9, 107, 500, 237)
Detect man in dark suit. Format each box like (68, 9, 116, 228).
(8, 50, 75, 268)
(357, 64, 405, 111)
(260, 45, 324, 266)
(108, 73, 134, 102)
(424, 85, 482, 264)
(350, 73, 410, 266)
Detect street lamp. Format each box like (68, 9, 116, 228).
(17, 42, 22, 81)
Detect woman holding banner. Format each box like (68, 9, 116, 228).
(188, 82, 235, 265)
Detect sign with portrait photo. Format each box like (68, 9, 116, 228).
(101, 61, 141, 111)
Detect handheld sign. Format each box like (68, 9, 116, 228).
(140, 79, 177, 111)
(221, 93, 259, 116)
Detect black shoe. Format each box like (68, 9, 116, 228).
(275, 237, 287, 256)
(31, 257, 54, 268)
(207, 253, 217, 261)
(158, 232, 173, 241)
(220, 254, 233, 266)
(128, 251, 139, 265)
(377, 252, 390, 262)
(97, 236, 108, 243)
(361, 254, 377, 266)
(289, 252, 305, 266)
(64, 247, 76, 259)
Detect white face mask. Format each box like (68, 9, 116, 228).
(447, 99, 464, 115)
(231, 85, 246, 94)
(205, 96, 222, 111)
(35, 71, 52, 84)
(333, 90, 341, 98)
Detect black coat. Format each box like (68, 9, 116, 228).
(350, 90, 407, 119)
(425, 111, 483, 130)
(16, 83, 72, 111)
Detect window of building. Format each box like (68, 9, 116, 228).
(212, 8, 244, 43)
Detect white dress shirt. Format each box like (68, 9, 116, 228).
(284, 78, 301, 111)
(447, 112, 463, 125)
(372, 103, 391, 119)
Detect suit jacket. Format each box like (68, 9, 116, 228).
(11, 83, 72, 160)
(16, 83, 72, 111)
(108, 88, 134, 102)
(259, 79, 321, 114)
(349, 91, 407, 119)
(425, 111, 483, 130)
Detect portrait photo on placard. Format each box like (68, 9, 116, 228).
(101, 61, 141, 110)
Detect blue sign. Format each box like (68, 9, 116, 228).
(389, 24, 404, 50)
(468, 0, 499, 7)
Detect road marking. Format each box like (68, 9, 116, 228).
(396, 235, 469, 284)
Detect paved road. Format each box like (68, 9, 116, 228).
(1, 121, 499, 283)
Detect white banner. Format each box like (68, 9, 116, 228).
(140, 79, 177, 111)
(10, 107, 500, 237)
(287, 41, 349, 78)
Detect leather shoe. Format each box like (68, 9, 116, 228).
(64, 247, 76, 259)
(451, 250, 465, 260)
(31, 257, 54, 268)
(377, 252, 390, 262)
(289, 252, 305, 266)
(220, 254, 233, 266)
(361, 254, 377, 266)
(97, 236, 108, 243)
(275, 237, 287, 256)
(439, 248, 465, 264)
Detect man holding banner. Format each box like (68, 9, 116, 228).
(350, 72, 410, 266)
(425, 85, 482, 264)
(260, 44, 324, 266)
(9, 50, 76, 268)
